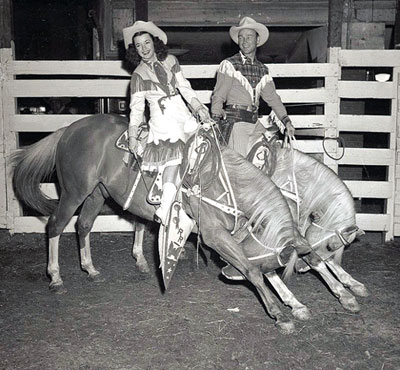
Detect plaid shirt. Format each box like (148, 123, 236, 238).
(211, 52, 288, 122)
(227, 52, 269, 89)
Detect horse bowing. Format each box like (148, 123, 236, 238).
(11, 114, 314, 333)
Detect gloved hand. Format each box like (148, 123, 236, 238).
(211, 109, 226, 120)
(129, 135, 138, 153)
(197, 105, 211, 122)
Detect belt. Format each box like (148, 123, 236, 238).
(225, 106, 259, 124)
(226, 104, 258, 113)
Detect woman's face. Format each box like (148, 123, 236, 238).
(134, 33, 156, 63)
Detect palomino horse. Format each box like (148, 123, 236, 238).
(249, 138, 367, 312)
(12, 114, 319, 334)
(132, 135, 367, 313)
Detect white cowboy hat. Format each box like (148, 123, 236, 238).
(229, 17, 269, 46)
(123, 20, 167, 49)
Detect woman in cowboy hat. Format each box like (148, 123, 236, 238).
(211, 16, 295, 158)
(123, 21, 210, 224)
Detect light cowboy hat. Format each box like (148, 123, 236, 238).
(229, 17, 269, 46)
(123, 20, 168, 49)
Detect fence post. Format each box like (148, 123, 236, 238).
(325, 47, 341, 174)
(0, 49, 7, 228)
(393, 67, 400, 238)
(1, 48, 17, 232)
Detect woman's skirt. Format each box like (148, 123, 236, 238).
(141, 139, 185, 172)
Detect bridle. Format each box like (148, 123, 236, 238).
(310, 222, 353, 249)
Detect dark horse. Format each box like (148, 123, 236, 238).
(12, 114, 321, 333)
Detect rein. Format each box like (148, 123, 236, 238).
(182, 121, 242, 234)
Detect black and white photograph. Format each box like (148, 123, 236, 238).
(0, 1, 400, 369)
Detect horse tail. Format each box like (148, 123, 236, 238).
(11, 128, 67, 215)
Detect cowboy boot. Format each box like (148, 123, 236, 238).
(155, 182, 177, 225)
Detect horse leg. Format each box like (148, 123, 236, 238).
(265, 271, 311, 321)
(302, 254, 360, 313)
(325, 257, 369, 297)
(132, 221, 150, 273)
(202, 226, 295, 334)
(47, 192, 86, 292)
(77, 186, 106, 282)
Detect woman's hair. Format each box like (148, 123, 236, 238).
(125, 32, 168, 67)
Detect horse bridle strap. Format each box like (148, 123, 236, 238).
(311, 222, 351, 248)
(182, 187, 243, 218)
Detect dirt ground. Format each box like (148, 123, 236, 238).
(0, 225, 399, 370)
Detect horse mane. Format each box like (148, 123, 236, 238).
(272, 147, 356, 233)
(220, 148, 295, 251)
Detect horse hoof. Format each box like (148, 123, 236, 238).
(88, 273, 105, 283)
(275, 319, 295, 335)
(49, 282, 67, 294)
(340, 296, 360, 313)
(292, 306, 311, 321)
(136, 262, 150, 274)
(349, 284, 369, 298)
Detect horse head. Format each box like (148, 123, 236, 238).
(305, 222, 364, 261)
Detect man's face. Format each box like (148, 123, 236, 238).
(238, 29, 259, 55)
(134, 33, 156, 63)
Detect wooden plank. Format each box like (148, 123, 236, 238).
(356, 213, 392, 232)
(338, 81, 395, 99)
(1, 48, 19, 231)
(12, 213, 393, 234)
(40, 183, 58, 199)
(344, 180, 392, 198)
(339, 50, 400, 67)
(198, 89, 336, 105)
(7, 80, 130, 98)
(394, 223, 400, 236)
(328, 0, 344, 47)
(8, 60, 131, 77)
(337, 148, 394, 165)
(11, 113, 328, 133)
(13, 215, 135, 233)
(292, 140, 323, 153)
(0, 158, 6, 228)
(8, 61, 338, 79)
(348, 22, 385, 50)
(353, 1, 397, 10)
(338, 115, 394, 132)
(266, 63, 338, 77)
(0, 0, 12, 48)
(10, 114, 93, 132)
(277, 88, 336, 103)
(148, 1, 329, 27)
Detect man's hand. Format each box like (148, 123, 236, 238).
(285, 119, 295, 139)
(212, 109, 226, 121)
(197, 105, 211, 122)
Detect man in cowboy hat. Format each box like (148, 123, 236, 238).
(211, 16, 295, 281)
(211, 16, 295, 158)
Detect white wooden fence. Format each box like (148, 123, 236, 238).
(0, 47, 399, 239)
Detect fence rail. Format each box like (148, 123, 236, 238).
(1, 47, 399, 239)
